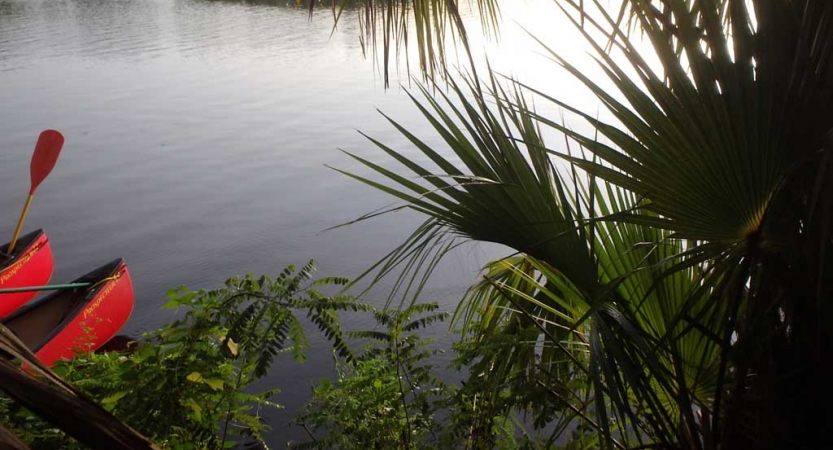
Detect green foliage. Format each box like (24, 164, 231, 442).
(295, 302, 448, 449)
(0, 262, 366, 450)
(299, 357, 432, 449)
(294, 301, 555, 450)
(294, 300, 572, 450)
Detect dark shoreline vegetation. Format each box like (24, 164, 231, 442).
(1, 0, 832, 449)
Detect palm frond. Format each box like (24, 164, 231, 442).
(315, 0, 500, 87)
(347, 1, 833, 448)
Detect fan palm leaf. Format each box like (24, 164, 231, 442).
(345, 0, 833, 448)
(344, 70, 723, 447)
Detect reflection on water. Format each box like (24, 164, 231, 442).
(0, 0, 371, 66)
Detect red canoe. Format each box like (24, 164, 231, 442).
(2, 259, 134, 367)
(0, 229, 54, 318)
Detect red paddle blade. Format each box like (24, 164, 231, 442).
(29, 129, 64, 195)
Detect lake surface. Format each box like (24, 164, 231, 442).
(0, 0, 604, 445)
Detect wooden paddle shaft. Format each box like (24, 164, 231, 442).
(6, 194, 33, 254)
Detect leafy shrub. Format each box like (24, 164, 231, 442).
(1, 261, 365, 450)
(294, 302, 448, 449)
(293, 302, 542, 450)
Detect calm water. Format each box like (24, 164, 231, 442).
(0, 0, 603, 444)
